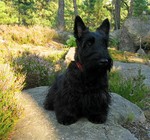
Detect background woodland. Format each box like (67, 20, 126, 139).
(0, 0, 149, 30)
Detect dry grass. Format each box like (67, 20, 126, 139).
(109, 48, 150, 64)
(0, 25, 58, 45)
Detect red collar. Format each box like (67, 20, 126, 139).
(76, 62, 83, 71)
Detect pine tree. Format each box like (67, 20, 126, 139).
(114, 0, 121, 30)
(133, 0, 148, 16)
(57, 0, 65, 31)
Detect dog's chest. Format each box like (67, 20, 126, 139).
(76, 91, 102, 114)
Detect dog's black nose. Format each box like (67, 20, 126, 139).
(99, 59, 108, 64)
(98, 59, 109, 66)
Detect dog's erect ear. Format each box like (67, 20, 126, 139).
(74, 16, 87, 39)
(96, 18, 110, 35)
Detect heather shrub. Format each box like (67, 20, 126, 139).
(13, 51, 66, 89)
(0, 63, 24, 140)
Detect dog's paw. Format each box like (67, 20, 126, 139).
(57, 116, 78, 125)
(88, 114, 107, 124)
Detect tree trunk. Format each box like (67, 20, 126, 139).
(57, 0, 65, 31)
(129, 0, 134, 17)
(114, 0, 121, 30)
(17, 0, 21, 25)
(73, 0, 78, 16)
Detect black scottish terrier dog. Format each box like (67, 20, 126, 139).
(44, 16, 113, 125)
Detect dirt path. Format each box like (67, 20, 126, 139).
(12, 87, 59, 140)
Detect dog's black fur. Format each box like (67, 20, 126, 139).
(44, 16, 113, 125)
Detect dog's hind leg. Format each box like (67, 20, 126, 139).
(44, 74, 63, 110)
(43, 84, 57, 110)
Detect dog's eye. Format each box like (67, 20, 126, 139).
(86, 38, 94, 47)
(87, 41, 92, 46)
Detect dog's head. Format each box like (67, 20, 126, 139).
(74, 16, 112, 72)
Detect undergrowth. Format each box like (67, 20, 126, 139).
(66, 35, 76, 47)
(109, 68, 149, 107)
(0, 25, 58, 45)
(0, 25, 64, 139)
(13, 51, 66, 89)
(0, 62, 24, 140)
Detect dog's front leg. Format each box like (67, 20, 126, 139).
(54, 94, 79, 125)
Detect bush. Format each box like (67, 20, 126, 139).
(109, 68, 149, 107)
(0, 1, 18, 24)
(66, 35, 76, 47)
(133, 0, 148, 16)
(109, 37, 119, 48)
(0, 63, 24, 140)
(13, 52, 53, 89)
(13, 51, 66, 89)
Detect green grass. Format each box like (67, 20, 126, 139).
(109, 68, 150, 107)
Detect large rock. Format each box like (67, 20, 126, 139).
(56, 30, 72, 43)
(110, 29, 121, 40)
(113, 61, 150, 87)
(124, 16, 150, 47)
(118, 16, 150, 53)
(12, 86, 146, 140)
(65, 47, 75, 64)
(118, 26, 135, 52)
(109, 29, 121, 49)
